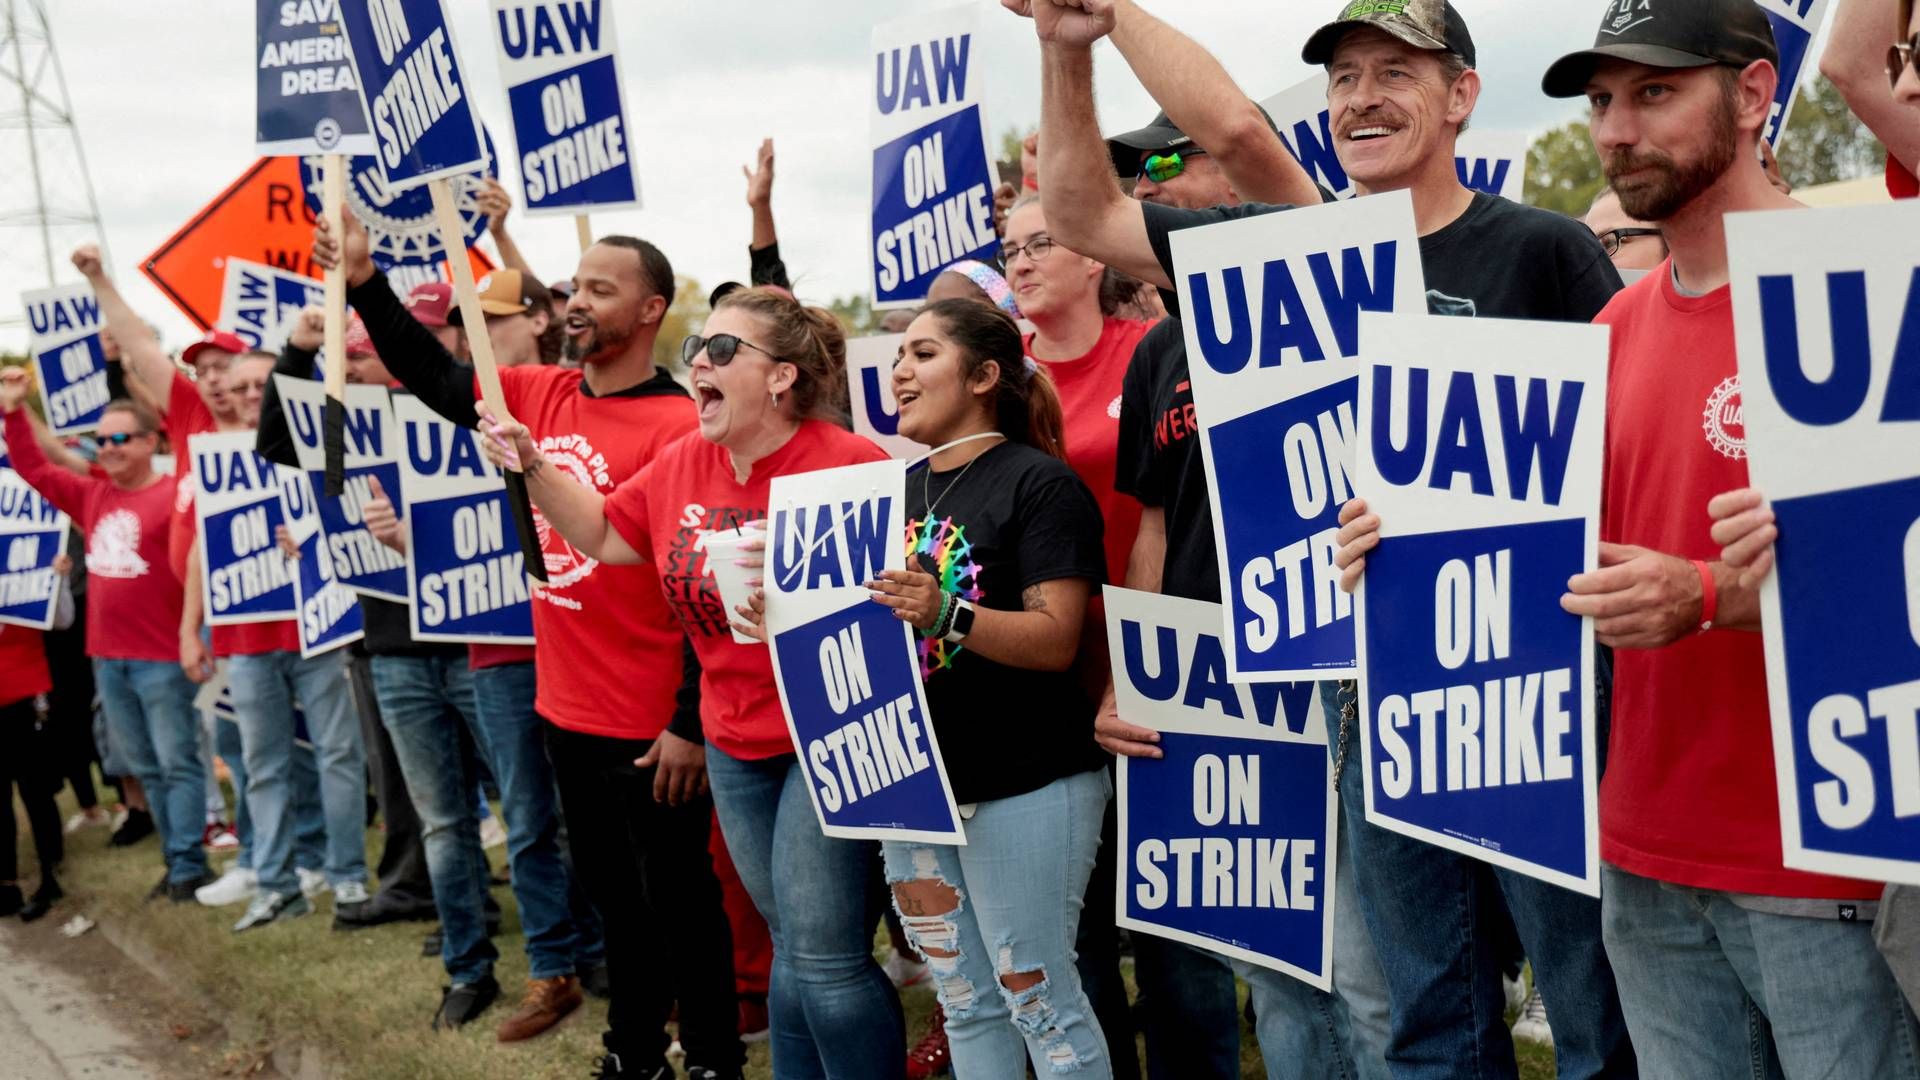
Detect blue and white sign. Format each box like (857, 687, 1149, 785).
(1729, 200, 1920, 886)
(336, 0, 488, 189)
(220, 258, 327, 354)
(765, 459, 964, 843)
(1453, 130, 1529, 203)
(491, 0, 639, 216)
(273, 376, 409, 602)
(847, 333, 919, 460)
(23, 283, 108, 438)
(0, 470, 69, 630)
(300, 131, 494, 273)
(278, 468, 363, 657)
(256, 0, 378, 157)
(1759, 0, 1833, 148)
(1261, 78, 1527, 203)
(193, 432, 299, 627)
(1106, 587, 1335, 988)
(1171, 191, 1425, 682)
(870, 5, 998, 309)
(394, 395, 533, 644)
(1354, 312, 1607, 894)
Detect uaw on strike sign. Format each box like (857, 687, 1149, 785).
(0, 470, 69, 630)
(23, 284, 109, 438)
(1730, 200, 1920, 886)
(1171, 191, 1425, 683)
(193, 432, 298, 627)
(1106, 587, 1334, 989)
(491, 0, 639, 215)
(336, 0, 489, 188)
(1354, 312, 1607, 894)
(274, 377, 409, 601)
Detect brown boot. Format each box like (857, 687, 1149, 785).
(495, 975, 584, 1042)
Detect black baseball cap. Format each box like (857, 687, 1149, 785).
(1302, 0, 1477, 68)
(1542, 0, 1780, 98)
(1104, 106, 1285, 180)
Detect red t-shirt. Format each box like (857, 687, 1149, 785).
(166, 375, 299, 657)
(1026, 318, 1154, 585)
(495, 365, 699, 739)
(469, 643, 537, 670)
(4, 408, 183, 663)
(1596, 265, 1878, 900)
(1890, 154, 1919, 199)
(0, 624, 50, 706)
(604, 420, 890, 761)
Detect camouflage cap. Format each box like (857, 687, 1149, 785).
(1301, 0, 1478, 68)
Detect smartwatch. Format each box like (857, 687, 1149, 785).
(943, 598, 976, 643)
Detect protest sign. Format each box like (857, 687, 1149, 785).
(1758, 0, 1833, 147)
(219, 257, 327, 353)
(1106, 586, 1335, 987)
(1353, 312, 1607, 894)
(1171, 190, 1425, 682)
(394, 395, 534, 644)
(490, 0, 639, 216)
(870, 5, 998, 308)
(256, 0, 378, 156)
(336, 0, 489, 189)
(0, 470, 69, 630)
(193, 432, 298, 627)
(1262, 78, 1527, 203)
(1453, 130, 1529, 203)
(765, 459, 963, 843)
(1729, 200, 1920, 886)
(272, 377, 409, 601)
(277, 467, 364, 657)
(302, 125, 497, 275)
(846, 333, 920, 460)
(23, 283, 108, 437)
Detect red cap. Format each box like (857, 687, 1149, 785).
(181, 329, 248, 367)
(404, 282, 455, 328)
(344, 314, 378, 359)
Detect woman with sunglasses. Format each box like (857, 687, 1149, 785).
(478, 286, 906, 1080)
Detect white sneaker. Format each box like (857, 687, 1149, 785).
(233, 890, 312, 933)
(882, 949, 929, 989)
(1512, 989, 1554, 1047)
(1504, 973, 1528, 1015)
(332, 880, 370, 906)
(195, 866, 258, 907)
(64, 809, 109, 834)
(296, 867, 330, 898)
(479, 815, 507, 850)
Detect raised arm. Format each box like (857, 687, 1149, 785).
(1105, 0, 1320, 206)
(475, 406, 642, 566)
(1, 371, 92, 517)
(70, 246, 177, 414)
(1821, 0, 1920, 175)
(744, 139, 793, 290)
(477, 178, 539, 281)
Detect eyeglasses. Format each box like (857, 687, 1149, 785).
(1891, 35, 1919, 90)
(681, 333, 782, 367)
(98, 433, 140, 447)
(1137, 148, 1207, 184)
(1000, 235, 1057, 266)
(1597, 227, 1662, 257)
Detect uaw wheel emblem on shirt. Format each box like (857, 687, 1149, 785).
(1702, 375, 1746, 461)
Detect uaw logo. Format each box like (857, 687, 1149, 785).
(1702, 375, 1746, 461)
(87, 508, 150, 580)
(299, 126, 498, 270)
(313, 116, 342, 153)
(1604, 0, 1655, 36)
(527, 433, 613, 601)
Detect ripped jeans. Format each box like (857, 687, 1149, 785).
(883, 768, 1112, 1077)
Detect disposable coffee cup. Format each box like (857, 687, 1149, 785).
(699, 522, 768, 645)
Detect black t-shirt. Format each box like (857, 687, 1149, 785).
(906, 441, 1108, 804)
(1119, 195, 1622, 602)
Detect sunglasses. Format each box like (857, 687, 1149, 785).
(681, 333, 782, 367)
(98, 432, 143, 447)
(1597, 227, 1662, 257)
(1892, 35, 1919, 90)
(1138, 147, 1207, 184)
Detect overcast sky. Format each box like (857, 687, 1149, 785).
(3, 0, 1813, 350)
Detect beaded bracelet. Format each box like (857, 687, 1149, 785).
(921, 590, 956, 640)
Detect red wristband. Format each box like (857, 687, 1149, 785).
(1691, 559, 1717, 632)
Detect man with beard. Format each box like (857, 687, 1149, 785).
(1533, 3, 1920, 1075)
(312, 217, 742, 1077)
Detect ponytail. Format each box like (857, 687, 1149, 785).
(919, 298, 1067, 461)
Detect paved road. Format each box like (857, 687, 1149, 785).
(0, 925, 157, 1080)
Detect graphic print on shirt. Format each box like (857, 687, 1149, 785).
(906, 514, 983, 676)
(529, 433, 614, 604)
(1152, 379, 1199, 454)
(1702, 375, 1746, 460)
(1106, 394, 1124, 420)
(88, 508, 151, 579)
(662, 501, 759, 638)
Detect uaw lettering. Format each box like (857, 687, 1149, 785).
(1105, 587, 1335, 986)
(1354, 312, 1607, 894)
(194, 432, 299, 625)
(23, 283, 110, 437)
(1755, 0, 1832, 146)
(1171, 190, 1425, 682)
(1261, 77, 1527, 202)
(845, 334, 920, 459)
(493, 0, 639, 215)
(336, 0, 487, 187)
(255, 0, 377, 155)
(870, 5, 998, 307)
(278, 466, 364, 656)
(395, 395, 533, 643)
(764, 459, 964, 843)
(1727, 201, 1920, 886)
(0, 472, 68, 630)
(275, 377, 410, 601)
(220, 257, 326, 352)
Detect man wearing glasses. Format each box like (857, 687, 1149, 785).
(1584, 188, 1666, 273)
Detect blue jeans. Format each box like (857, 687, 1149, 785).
(706, 746, 904, 1079)
(228, 650, 366, 895)
(884, 769, 1112, 1077)
(370, 654, 495, 985)
(1602, 865, 1920, 1079)
(212, 711, 327, 875)
(1323, 682, 1635, 1080)
(93, 658, 208, 884)
(469, 661, 603, 979)
(209, 707, 254, 869)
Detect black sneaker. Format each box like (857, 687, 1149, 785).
(333, 891, 436, 932)
(109, 809, 154, 847)
(19, 877, 62, 923)
(430, 974, 500, 1031)
(591, 1053, 671, 1079)
(145, 872, 171, 902)
(167, 871, 219, 903)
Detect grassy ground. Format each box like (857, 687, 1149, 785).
(21, 788, 1555, 1078)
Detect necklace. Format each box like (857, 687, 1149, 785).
(922, 434, 1005, 520)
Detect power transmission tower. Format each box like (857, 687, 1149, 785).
(0, 0, 107, 333)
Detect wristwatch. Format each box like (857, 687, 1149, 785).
(943, 598, 976, 644)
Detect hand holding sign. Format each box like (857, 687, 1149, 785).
(1708, 489, 1778, 589)
(1095, 683, 1163, 760)
(1560, 543, 1707, 650)
(475, 403, 537, 473)
(311, 210, 378, 289)
(866, 558, 943, 630)
(362, 475, 405, 554)
(1333, 498, 1380, 595)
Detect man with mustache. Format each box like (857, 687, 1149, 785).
(1007, 1, 1633, 1076)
